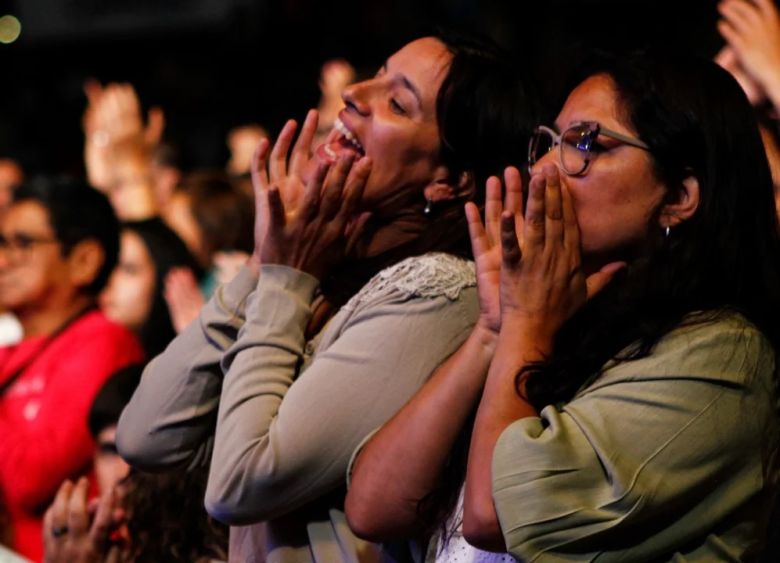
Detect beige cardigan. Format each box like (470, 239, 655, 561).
(117, 254, 479, 562)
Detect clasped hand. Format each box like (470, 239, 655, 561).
(249, 109, 372, 280)
(467, 165, 624, 345)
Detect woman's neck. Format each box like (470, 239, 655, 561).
(357, 213, 429, 259)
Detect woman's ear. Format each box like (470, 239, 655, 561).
(660, 174, 700, 228)
(67, 239, 106, 290)
(423, 167, 474, 203)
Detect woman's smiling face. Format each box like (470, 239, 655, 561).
(314, 37, 453, 216)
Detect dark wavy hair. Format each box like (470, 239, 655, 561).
(322, 30, 540, 304)
(13, 177, 119, 295)
(522, 51, 780, 411)
(421, 51, 780, 545)
(175, 170, 255, 264)
(122, 464, 228, 563)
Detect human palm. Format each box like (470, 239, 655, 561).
(466, 167, 524, 334)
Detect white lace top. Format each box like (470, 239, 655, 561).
(427, 487, 518, 563)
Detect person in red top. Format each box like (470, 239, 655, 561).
(0, 178, 143, 562)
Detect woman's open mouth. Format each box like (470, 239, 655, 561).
(316, 117, 365, 163)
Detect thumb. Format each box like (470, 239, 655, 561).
(585, 261, 626, 300)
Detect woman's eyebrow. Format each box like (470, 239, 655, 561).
(396, 74, 422, 106)
(382, 61, 422, 106)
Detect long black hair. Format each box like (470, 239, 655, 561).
(523, 51, 780, 410)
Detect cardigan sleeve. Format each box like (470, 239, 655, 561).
(205, 263, 478, 524)
(116, 266, 258, 470)
(491, 318, 777, 562)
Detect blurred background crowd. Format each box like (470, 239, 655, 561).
(1, 0, 780, 562)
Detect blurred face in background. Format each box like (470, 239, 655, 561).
(0, 200, 72, 314)
(93, 425, 130, 494)
(100, 230, 155, 332)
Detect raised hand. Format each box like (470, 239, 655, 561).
(83, 81, 164, 195)
(498, 165, 624, 345)
(465, 167, 524, 334)
(714, 46, 766, 105)
(249, 109, 372, 279)
(164, 267, 205, 334)
(248, 110, 317, 271)
(718, 0, 780, 106)
(259, 154, 371, 280)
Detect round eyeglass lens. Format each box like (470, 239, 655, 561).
(560, 126, 594, 175)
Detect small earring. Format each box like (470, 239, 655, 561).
(664, 225, 671, 238)
(424, 199, 433, 215)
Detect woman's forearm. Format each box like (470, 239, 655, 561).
(345, 323, 496, 540)
(463, 323, 548, 551)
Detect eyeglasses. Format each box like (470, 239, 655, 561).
(528, 121, 650, 176)
(0, 232, 60, 263)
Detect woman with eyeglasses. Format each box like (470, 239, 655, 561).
(346, 51, 780, 561)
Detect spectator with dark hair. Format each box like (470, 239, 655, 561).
(42, 363, 229, 563)
(0, 178, 142, 562)
(163, 170, 254, 271)
(118, 31, 539, 561)
(348, 51, 780, 561)
(100, 218, 202, 357)
(162, 171, 255, 331)
(87, 364, 143, 495)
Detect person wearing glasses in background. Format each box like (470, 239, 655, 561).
(346, 51, 780, 562)
(0, 178, 142, 562)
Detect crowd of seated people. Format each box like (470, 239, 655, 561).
(1, 2, 780, 562)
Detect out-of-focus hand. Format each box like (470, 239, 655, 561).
(718, 0, 780, 106)
(43, 478, 127, 563)
(164, 267, 205, 334)
(82, 81, 164, 195)
(715, 46, 767, 105)
(465, 167, 524, 335)
(319, 59, 356, 101)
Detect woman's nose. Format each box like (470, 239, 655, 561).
(341, 81, 371, 117)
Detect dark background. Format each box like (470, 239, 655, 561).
(0, 0, 725, 176)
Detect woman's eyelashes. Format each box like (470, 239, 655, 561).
(390, 98, 407, 115)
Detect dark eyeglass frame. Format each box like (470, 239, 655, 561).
(528, 121, 651, 176)
(0, 232, 60, 262)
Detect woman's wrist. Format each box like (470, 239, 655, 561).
(472, 320, 499, 353)
(499, 315, 555, 357)
(247, 252, 261, 276)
